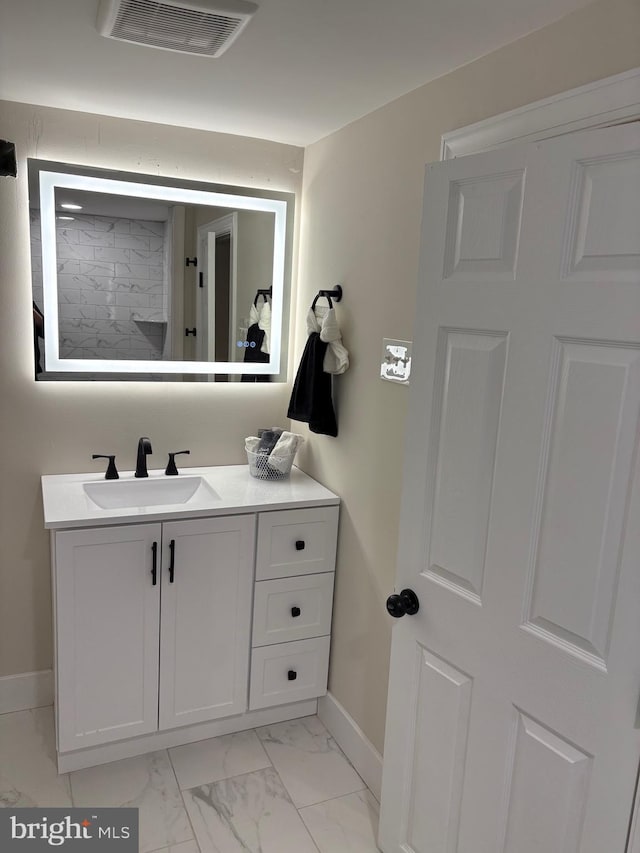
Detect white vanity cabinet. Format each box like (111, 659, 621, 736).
(44, 465, 340, 772)
(54, 514, 255, 754)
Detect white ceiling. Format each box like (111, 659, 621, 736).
(0, 0, 593, 147)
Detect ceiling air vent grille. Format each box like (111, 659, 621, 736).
(97, 0, 258, 57)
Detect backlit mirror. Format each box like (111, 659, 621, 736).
(28, 160, 294, 381)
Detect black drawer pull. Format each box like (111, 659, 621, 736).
(291, 606, 301, 618)
(295, 540, 305, 551)
(151, 542, 158, 585)
(287, 670, 297, 681)
(169, 539, 175, 583)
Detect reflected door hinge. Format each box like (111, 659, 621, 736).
(185, 257, 197, 267)
(185, 327, 197, 337)
(199, 272, 204, 288)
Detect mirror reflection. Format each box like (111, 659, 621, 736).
(28, 161, 293, 381)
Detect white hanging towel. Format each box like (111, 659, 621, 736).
(306, 305, 349, 374)
(247, 300, 271, 355)
(259, 300, 271, 355)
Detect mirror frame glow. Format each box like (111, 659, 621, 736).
(39, 170, 287, 375)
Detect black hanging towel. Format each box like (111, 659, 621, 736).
(287, 332, 338, 437)
(241, 323, 270, 382)
(242, 290, 271, 382)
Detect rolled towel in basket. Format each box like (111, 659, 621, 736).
(267, 432, 304, 472)
(245, 436, 260, 452)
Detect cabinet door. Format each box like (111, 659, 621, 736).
(55, 523, 161, 753)
(159, 514, 255, 730)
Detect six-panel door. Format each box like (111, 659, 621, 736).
(158, 514, 256, 730)
(55, 523, 162, 753)
(379, 123, 640, 853)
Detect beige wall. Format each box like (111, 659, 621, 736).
(1, 0, 638, 753)
(295, 0, 640, 753)
(0, 101, 303, 678)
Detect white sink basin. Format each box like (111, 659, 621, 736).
(84, 476, 220, 509)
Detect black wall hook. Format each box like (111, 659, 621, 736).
(312, 284, 343, 310)
(253, 285, 272, 306)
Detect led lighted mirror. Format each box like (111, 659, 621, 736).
(28, 160, 294, 381)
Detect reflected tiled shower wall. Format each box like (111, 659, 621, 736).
(31, 211, 168, 361)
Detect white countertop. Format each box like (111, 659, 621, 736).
(42, 465, 340, 530)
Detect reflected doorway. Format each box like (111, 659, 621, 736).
(196, 213, 237, 379)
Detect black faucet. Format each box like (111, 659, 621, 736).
(135, 437, 152, 478)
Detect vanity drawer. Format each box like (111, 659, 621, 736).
(252, 573, 335, 647)
(249, 636, 330, 710)
(256, 506, 339, 580)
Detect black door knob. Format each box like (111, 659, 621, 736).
(386, 588, 420, 618)
(287, 670, 297, 681)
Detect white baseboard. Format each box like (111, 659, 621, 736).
(317, 692, 383, 802)
(0, 670, 54, 715)
(58, 699, 318, 773)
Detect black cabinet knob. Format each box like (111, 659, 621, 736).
(295, 540, 305, 551)
(386, 588, 420, 618)
(291, 606, 301, 618)
(287, 670, 297, 681)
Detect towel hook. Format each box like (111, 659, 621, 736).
(312, 284, 343, 311)
(253, 285, 272, 306)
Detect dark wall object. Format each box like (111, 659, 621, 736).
(0, 141, 17, 177)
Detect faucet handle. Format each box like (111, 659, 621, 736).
(165, 450, 190, 476)
(92, 454, 119, 480)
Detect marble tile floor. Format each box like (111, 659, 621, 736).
(0, 708, 381, 853)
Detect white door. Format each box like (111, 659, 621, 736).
(158, 514, 255, 729)
(379, 123, 640, 853)
(55, 523, 161, 752)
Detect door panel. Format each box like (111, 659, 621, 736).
(562, 152, 640, 280)
(500, 711, 592, 853)
(426, 329, 508, 604)
(379, 123, 640, 853)
(523, 339, 640, 667)
(55, 523, 161, 752)
(404, 646, 472, 853)
(443, 170, 525, 281)
(158, 514, 255, 729)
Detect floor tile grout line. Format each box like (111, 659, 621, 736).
(257, 719, 369, 812)
(176, 760, 322, 853)
(296, 789, 383, 853)
(166, 731, 274, 792)
(165, 747, 200, 853)
(295, 785, 376, 814)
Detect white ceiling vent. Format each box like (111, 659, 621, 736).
(97, 0, 258, 58)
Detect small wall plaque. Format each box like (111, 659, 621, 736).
(380, 339, 412, 384)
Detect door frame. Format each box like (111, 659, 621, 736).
(196, 212, 237, 365)
(440, 66, 640, 160)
